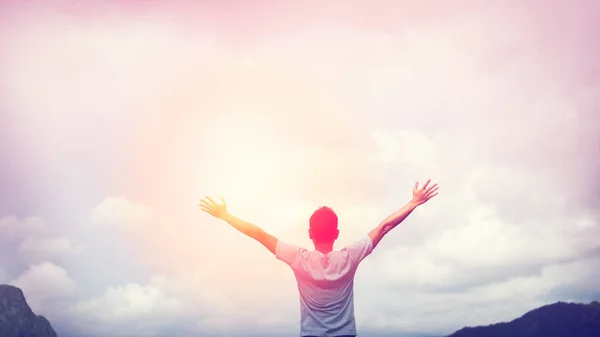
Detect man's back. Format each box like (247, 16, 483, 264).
(276, 236, 373, 337)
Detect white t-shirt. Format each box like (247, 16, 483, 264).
(275, 236, 374, 337)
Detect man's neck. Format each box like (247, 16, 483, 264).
(313, 241, 334, 254)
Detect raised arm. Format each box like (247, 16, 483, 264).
(368, 179, 439, 249)
(199, 196, 277, 254)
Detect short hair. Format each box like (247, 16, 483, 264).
(309, 206, 338, 242)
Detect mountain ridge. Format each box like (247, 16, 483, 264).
(0, 284, 58, 337)
(445, 300, 600, 337)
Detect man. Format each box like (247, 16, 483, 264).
(200, 179, 439, 337)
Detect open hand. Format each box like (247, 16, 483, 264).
(411, 179, 439, 205)
(199, 196, 228, 219)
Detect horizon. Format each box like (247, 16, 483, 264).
(1, 0, 599, 336)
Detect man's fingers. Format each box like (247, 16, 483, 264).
(206, 196, 217, 206)
(427, 185, 439, 194)
(427, 183, 438, 191)
(200, 200, 212, 208)
(200, 206, 211, 213)
(421, 179, 431, 190)
(427, 192, 439, 200)
(425, 186, 439, 198)
(220, 196, 226, 206)
(414, 181, 419, 192)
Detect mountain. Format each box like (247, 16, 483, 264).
(0, 284, 58, 337)
(446, 301, 600, 337)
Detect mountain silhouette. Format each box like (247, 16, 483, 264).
(446, 301, 600, 337)
(0, 284, 57, 337)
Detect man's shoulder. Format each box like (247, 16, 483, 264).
(275, 240, 313, 267)
(339, 236, 374, 265)
(339, 235, 373, 251)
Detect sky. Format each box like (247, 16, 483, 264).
(1, 0, 599, 336)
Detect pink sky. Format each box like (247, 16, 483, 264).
(1, 1, 599, 336)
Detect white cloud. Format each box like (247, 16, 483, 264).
(18, 236, 85, 262)
(65, 275, 246, 337)
(91, 197, 153, 230)
(0, 216, 47, 241)
(0, 215, 84, 278)
(10, 262, 77, 312)
(356, 256, 600, 334)
(70, 282, 183, 322)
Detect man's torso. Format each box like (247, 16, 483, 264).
(276, 236, 373, 337)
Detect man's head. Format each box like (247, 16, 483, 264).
(308, 206, 339, 244)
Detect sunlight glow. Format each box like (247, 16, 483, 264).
(208, 115, 285, 210)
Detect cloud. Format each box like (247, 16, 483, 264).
(0, 215, 84, 276)
(18, 237, 85, 262)
(0, 216, 46, 241)
(65, 275, 246, 337)
(368, 208, 598, 292)
(69, 281, 183, 323)
(10, 262, 77, 312)
(91, 197, 153, 230)
(355, 256, 600, 335)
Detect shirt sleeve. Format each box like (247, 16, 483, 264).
(275, 240, 304, 270)
(345, 235, 374, 267)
